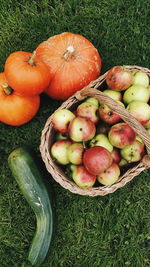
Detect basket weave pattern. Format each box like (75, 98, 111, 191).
(40, 65, 150, 196)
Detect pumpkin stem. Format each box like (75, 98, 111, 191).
(63, 46, 75, 61)
(28, 51, 36, 66)
(2, 83, 13, 95)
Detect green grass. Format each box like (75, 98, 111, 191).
(0, 0, 150, 266)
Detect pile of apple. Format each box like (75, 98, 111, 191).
(50, 66, 150, 189)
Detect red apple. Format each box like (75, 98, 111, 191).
(106, 66, 133, 91)
(127, 101, 150, 125)
(120, 140, 145, 163)
(83, 146, 113, 175)
(68, 116, 96, 142)
(51, 140, 72, 165)
(111, 148, 121, 163)
(52, 109, 75, 133)
(97, 162, 120, 186)
(108, 122, 136, 148)
(69, 165, 96, 188)
(76, 102, 99, 124)
(68, 143, 84, 165)
(99, 101, 124, 125)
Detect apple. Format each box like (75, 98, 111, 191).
(120, 140, 145, 163)
(119, 158, 128, 167)
(135, 135, 144, 144)
(51, 140, 72, 165)
(126, 101, 150, 125)
(123, 84, 149, 104)
(111, 148, 121, 163)
(90, 133, 113, 152)
(103, 89, 122, 101)
(52, 109, 75, 133)
(68, 116, 96, 142)
(83, 146, 113, 175)
(106, 66, 133, 91)
(68, 143, 84, 165)
(85, 97, 99, 108)
(99, 101, 124, 124)
(132, 71, 149, 87)
(76, 102, 99, 124)
(97, 162, 120, 186)
(69, 165, 96, 188)
(108, 122, 136, 148)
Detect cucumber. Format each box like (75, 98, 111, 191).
(8, 147, 54, 266)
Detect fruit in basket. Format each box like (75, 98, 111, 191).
(98, 101, 124, 124)
(85, 97, 99, 108)
(90, 134, 113, 152)
(108, 122, 136, 148)
(83, 146, 113, 175)
(0, 72, 40, 126)
(132, 71, 149, 87)
(106, 66, 133, 91)
(4, 51, 50, 97)
(123, 84, 149, 104)
(97, 162, 120, 186)
(76, 102, 99, 124)
(68, 116, 96, 142)
(68, 143, 84, 165)
(120, 140, 145, 163)
(103, 89, 122, 101)
(126, 101, 150, 124)
(51, 140, 72, 165)
(52, 109, 75, 133)
(35, 32, 102, 100)
(69, 164, 96, 188)
(111, 148, 121, 163)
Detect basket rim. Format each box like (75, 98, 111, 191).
(40, 65, 150, 196)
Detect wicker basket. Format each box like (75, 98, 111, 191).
(40, 65, 150, 196)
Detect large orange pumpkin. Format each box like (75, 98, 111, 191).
(4, 51, 50, 97)
(0, 73, 40, 126)
(36, 32, 102, 100)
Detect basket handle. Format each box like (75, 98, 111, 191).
(76, 86, 150, 155)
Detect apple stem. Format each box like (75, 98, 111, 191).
(2, 83, 13, 95)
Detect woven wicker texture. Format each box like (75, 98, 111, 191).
(40, 65, 150, 196)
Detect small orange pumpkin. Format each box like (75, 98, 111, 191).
(0, 73, 40, 126)
(36, 32, 102, 100)
(4, 51, 50, 97)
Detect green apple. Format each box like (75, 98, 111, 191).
(135, 135, 144, 144)
(85, 97, 99, 108)
(90, 133, 113, 152)
(68, 143, 84, 165)
(126, 101, 150, 125)
(103, 89, 122, 101)
(51, 140, 72, 165)
(123, 84, 149, 104)
(120, 140, 145, 163)
(132, 71, 149, 87)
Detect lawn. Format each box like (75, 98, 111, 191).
(0, 0, 150, 266)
